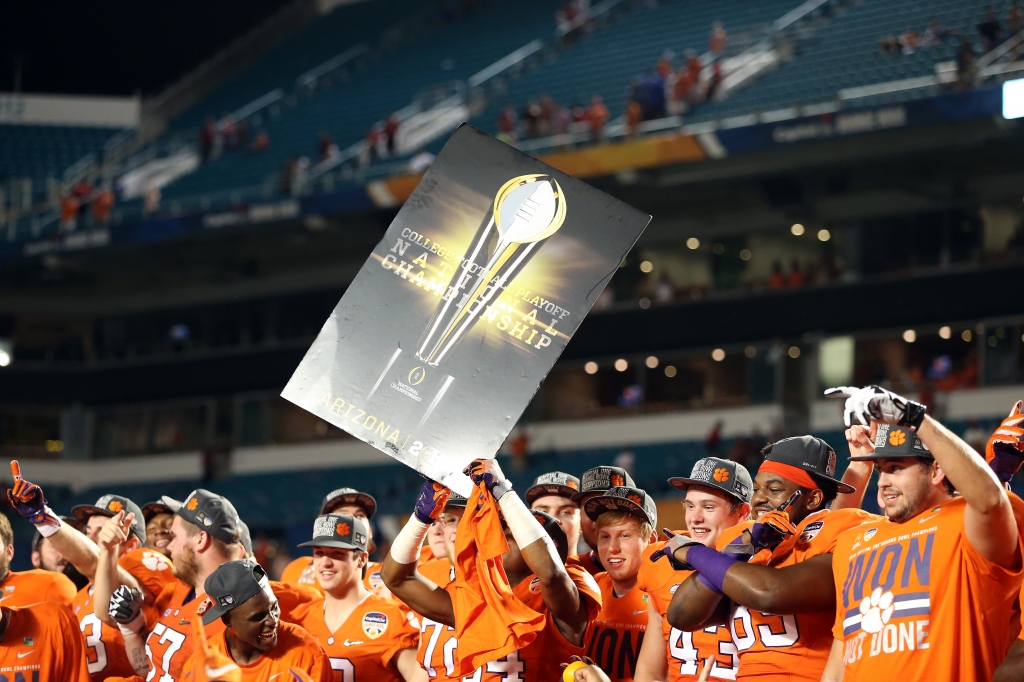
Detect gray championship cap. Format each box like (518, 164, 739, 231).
(572, 466, 635, 503)
(176, 489, 242, 545)
(71, 494, 146, 545)
(668, 457, 754, 505)
(319, 488, 377, 518)
(854, 424, 932, 461)
(525, 472, 581, 506)
(200, 559, 273, 625)
(762, 435, 857, 494)
(297, 514, 370, 552)
(583, 486, 658, 528)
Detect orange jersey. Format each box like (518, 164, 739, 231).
(291, 593, 419, 682)
(0, 568, 76, 608)
(478, 565, 603, 682)
(181, 621, 332, 682)
(1008, 492, 1024, 642)
(416, 560, 470, 682)
(569, 551, 604, 576)
(0, 602, 89, 681)
(638, 537, 738, 681)
(727, 508, 877, 681)
(584, 572, 648, 682)
(72, 548, 176, 681)
(280, 557, 392, 598)
(272, 580, 321, 623)
(832, 496, 1024, 681)
(146, 580, 227, 682)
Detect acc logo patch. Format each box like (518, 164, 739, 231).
(863, 528, 878, 541)
(529, 577, 542, 594)
(669, 583, 681, 595)
(4, 585, 15, 594)
(362, 612, 389, 639)
(369, 571, 385, 589)
(798, 520, 824, 543)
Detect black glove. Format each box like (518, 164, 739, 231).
(109, 585, 145, 636)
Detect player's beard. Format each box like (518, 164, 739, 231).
(172, 544, 200, 588)
(882, 482, 927, 523)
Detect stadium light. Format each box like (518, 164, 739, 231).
(584, 361, 598, 375)
(640, 260, 654, 273)
(645, 356, 659, 369)
(739, 249, 752, 261)
(0, 340, 11, 368)
(961, 330, 973, 342)
(686, 238, 700, 250)
(712, 348, 726, 361)
(903, 329, 916, 343)
(639, 297, 651, 309)
(939, 326, 951, 339)
(1003, 78, 1024, 119)
(664, 365, 677, 377)
(615, 358, 628, 372)
(817, 229, 831, 242)
(791, 223, 805, 236)
(788, 346, 801, 358)
(744, 346, 757, 358)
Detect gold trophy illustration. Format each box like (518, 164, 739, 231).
(368, 174, 566, 427)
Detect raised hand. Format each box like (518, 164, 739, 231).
(825, 385, 926, 431)
(7, 460, 60, 527)
(649, 529, 703, 570)
(986, 400, 1024, 484)
(98, 511, 133, 550)
(845, 423, 877, 459)
(193, 599, 242, 682)
(109, 585, 146, 637)
(413, 479, 451, 524)
(463, 458, 512, 499)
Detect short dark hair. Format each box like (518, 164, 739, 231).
(917, 458, 955, 495)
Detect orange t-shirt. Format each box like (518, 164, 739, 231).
(146, 580, 227, 681)
(478, 566, 603, 682)
(1006, 491, 1024, 643)
(416, 560, 472, 681)
(832, 496, 1024, 681)
(181, 621, 332, 682)
(280, 557, 392, 598)
(272, 580, 321, 623)
(584, 572, 648, 682)
(0, 602, 89, 681)
(290, 593, 419, 682)
(72, 548, 176, 681)
(569, 551, 604, 576)
(638, 536, 738, 681)
(0, 568, 77, 607)
(726, 508, 877, 681)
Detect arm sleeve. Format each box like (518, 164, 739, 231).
(380, 604, 421, 668)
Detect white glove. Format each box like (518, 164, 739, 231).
(824, 385, 927, 431)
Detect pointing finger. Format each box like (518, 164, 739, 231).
(10, 460, 20, 481)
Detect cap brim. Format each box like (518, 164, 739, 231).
(526, 485, 579, 504)
(809, 473, 857, 495)
(160, 496, 183, 512)
(70, 505, 115, 523)
(320, 494, 377, 519)
(667, 477, 748, 503)
(201, 604, 230, 626)
(445, 497, 468, 509)
(297, 539, 366, 551)
(849, 452, 933, 463)
(142, 503, 173, 521)
(583, 497, 653, 525)
(570, 489, 607, 503)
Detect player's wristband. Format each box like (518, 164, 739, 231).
(34, 507, 60, 537)
(389, 516, 429, 565)
(497, 491, 548, 549)
(686, 545, 739, 595)
(116, 611, 146, 638)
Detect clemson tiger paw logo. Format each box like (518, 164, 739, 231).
(628, 494, 643, 505)
(859, 587, 894, 633)
(141, 551, 169, 571)
(107, 500, 123, 513)
(610, 474, 625, 486)
(186, 497, 199, 511)
(889, 430, 906, 446)
(336, 523, 351, 537)
(713, 468, 730, 482)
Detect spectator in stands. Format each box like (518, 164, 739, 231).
(956, 38, 979, 89)
(318, 133, 338, 162)
(71, 178, 92, 221)
(384, 114, 399, 156)
(625, 98, 643, 136)
(879, 34, 900, 55)
(248, 130, 270, 155)
(709, 20, 727, 55)
(657, 51, 674, 80)
(585, 95, 609, 142)
(1010, 1, 1023, 36)
(222, 114, 239, 150)
(91, 183, 114, 226)
(922, 17, 953, 45)
(767, 261, 786, 289)
(705, 61, 723, 101)
(496, 104, 517, 143)
(898, 27, 920, 54)
(59, 194, 78, 233)
(705, 420, 723, 456)
(978, 6, 1003, 51)
(143, 187, 161, 217)
(365, 125, 382, 163)
(200, 116, 215, 163)
(788, 258, 805, 287)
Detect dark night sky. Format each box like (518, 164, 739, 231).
(0, 0, 292, 97)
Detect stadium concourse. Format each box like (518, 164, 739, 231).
(6, 0, 1024, 680)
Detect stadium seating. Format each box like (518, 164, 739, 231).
(677, 0, 1005, 121)
(0, 125, 122, 199)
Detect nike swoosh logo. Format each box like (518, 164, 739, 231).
(179, 619, 191, 625)
(343, 639, 364, 646)
(633, 609, 647, 615)
(918, 515, 938, 524)
(206, 664, 237, 677)
(270, 674, 284, 680)
(17, 651, 33, 658)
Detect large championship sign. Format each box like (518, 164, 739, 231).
(283, 125, 650, 495)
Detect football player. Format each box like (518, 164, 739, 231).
(823, 387, 1018, 680)
(141, 500, 176, 557)
(635, 458, 751, 682)
(573, 467, 635, 575)
(582, 486, 658, 682)
(289, 513, 423, 682)
(103, 488, 244, 681)
(526, 472, 583, 554)
(0, 601, 89, 681)
(665, 436, 876, 681)
(181, 559, 332, 681)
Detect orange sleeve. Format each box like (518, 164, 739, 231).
(273, 581, 322, 623)
(378, 603, 421, 668)
(46, 573, 78, 606)
(568, 565, 603, 624)
(119, 549, 175, 598)
(179, 651, 197, 682)
(810, 509, 877, 554)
